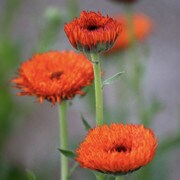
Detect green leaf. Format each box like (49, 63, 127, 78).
(93, 171, 106, 179)
(102, 71, 125, 88)
(67, 162, 79, 179)
(58, 149, 76, 159)
(26, 169, 36, 180)
(157, 134, 180, 155)
(81, 114, 91, 131)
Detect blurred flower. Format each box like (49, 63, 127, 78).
(64, 11, 121, 53)
(109, 0, 138, 4)
(76, 123, 157, 175)
(12, 51, 94, 105)
(105, 14, 152, 54)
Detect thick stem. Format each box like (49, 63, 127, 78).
(58, 101, 68, 180)
(91, 53, 103, 126)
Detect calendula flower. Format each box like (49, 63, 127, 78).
(105, 14, 152, 54)
(64, 11, 121, 53)
(76, 123, 157, 175)
(12, 51, 94, 105)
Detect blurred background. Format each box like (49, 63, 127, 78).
(0, 0, 180, 179)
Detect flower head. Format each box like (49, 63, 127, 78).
(12, 51, 94, 105)
(64, 11, 121, 53)
(105, 14, 152, 54)
(76, 123, 157, 175)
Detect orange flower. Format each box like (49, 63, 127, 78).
(64, 11, 121, 53)
(76, 123, 157, 175)
(105, 14, 152, 54)
(12, 51, 94, 105)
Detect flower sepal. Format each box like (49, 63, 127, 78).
(95, 166, 141, 176)
(77, 41, 115, 53)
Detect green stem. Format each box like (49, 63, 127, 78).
(91, 53, 103, 126)
(95, 173, 105, 180)
(58, 101, 68, 180)
(67, 162, 79, 180)
(115, 176, 124, 180)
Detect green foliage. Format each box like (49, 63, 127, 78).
(36, 7, 65, 52)
(81, 114, 92, 131)
(0, 158, 27, 180)
(26, 170, 37, 180)
(1, 0, 22, 34)
(68, 162, 79, 180)
(157, 134, 180, 155)
(140, 97, 163, 127)
(0, 0, 22, 150)
(102, 71, 124, 88)
(58, 149, 76, 159)
(67, 0, 80, 20)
